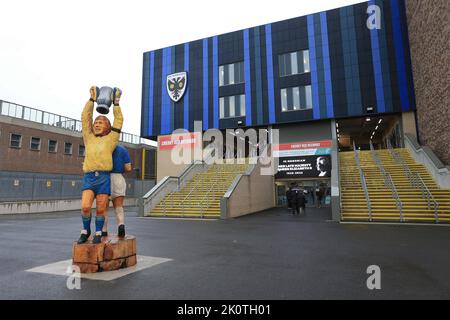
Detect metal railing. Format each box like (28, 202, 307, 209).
(412, 172, 439, 222)
(353, 142, 372, 220)
(370, 141, 404, 221)
(197, 172, 222, 218)
(386, 140, 439, 222)
(0, 99, 153, 146)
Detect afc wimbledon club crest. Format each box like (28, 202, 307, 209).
(167, 72, 187, 103)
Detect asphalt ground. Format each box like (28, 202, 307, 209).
(0, 206, 449, 300)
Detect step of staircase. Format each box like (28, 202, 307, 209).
(339, 148, 449, 224)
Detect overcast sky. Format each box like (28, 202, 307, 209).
(0, 0, 366, 141)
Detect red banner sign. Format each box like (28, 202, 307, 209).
(158, 133, 199, 150)
(273, 140, 332, 151)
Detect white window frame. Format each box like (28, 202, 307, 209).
(280, 85, 313, 112)
(219, 61, 244, 87)
(9, 133, 22, 148)
(48, 139, 58, 153)
(64, 142, 73, 155)
(219, 94, 246, 119)
(30, 136, 41, 151)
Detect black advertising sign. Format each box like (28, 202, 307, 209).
(275, 155, 332, 179)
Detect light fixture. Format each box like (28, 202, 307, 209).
(378, 119, 382, 124)
(336, 123, 339, 128)
(375, 125, 379, 130)
(337, 129, 339, 133)
(366, 117, 371, 122)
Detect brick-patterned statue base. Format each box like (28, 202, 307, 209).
(72, 235, 137, 273)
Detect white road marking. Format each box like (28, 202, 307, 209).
(25, 255, 172, 281)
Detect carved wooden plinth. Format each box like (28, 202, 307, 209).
(72, 235, 137, 273)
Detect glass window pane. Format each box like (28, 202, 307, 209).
(239, 62, 244, 83)
(30, 109, 36, 121)
(224, 64, 229, 85)
(293, 87, 300, 110)
(235, 95, 240, 117)
(240, 95, 245, 116)
(219, 65, 224, 86)
(15, 105, 23, 118)
(303, 50, 310, 73)
(291, 52, 298, 75)
(305, 85, 312, 109)
(285, 54, 292, 76)
(281, 89, 288, 111)
(23, 108, 30, 120)
(224, 97, 229, 118)
(10, 134, 22, 148)
(279, 55, 284, 76)
(49, 140, 57, 152)
(229, 95, 235, 117)
(228, 64, 234, 85)
(219, 97, 224, 118)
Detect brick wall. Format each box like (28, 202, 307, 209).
(405, 0, 450, 165)
(0, 118, 148, 176)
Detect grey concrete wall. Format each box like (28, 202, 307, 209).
(330, 120, 341, 222)
(222, 161, 276, 219)
(0, 198, 138, 215)
(274, 120, 332, 144)
(0, 171, 154, 201)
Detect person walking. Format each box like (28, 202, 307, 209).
(286, 187, 293, 211)
(291, 187, 306, 216)
(316, 187, 323, 208)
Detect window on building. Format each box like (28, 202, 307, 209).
(48, 140, 58, 153)
(219, 94, 246, 119)
(30, 137, 41, 151)
(64, 142, 73, 155)
(279, 50, 310, 77)
(219, 61, 244, 86)
(281, 85, 312, 112)
(78, 145, 85, 157)
(9, 133, 22, 148)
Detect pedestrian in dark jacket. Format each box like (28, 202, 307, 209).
(286, 188, 293, 209)
(291, 188, 307, 216)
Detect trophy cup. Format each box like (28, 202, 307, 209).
(96, 86, 113, 114)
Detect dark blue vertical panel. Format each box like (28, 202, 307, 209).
(170, 47, 176, 132)
(202, 38, 209, 130)
(243, 29, 252, 126)
(375, 0, 393, 112)
(161, 47, 172, 135)
(148, 52, 155, 136)
(390, 0, 409, 111)
(320, 12, 334, 118)
(184, 42, 190, 130)
(369, 0, 386, 113)
(340, 6, 363, 117)
(254, 27, 263, 125)
(265, 24, 276, 124)
(307, 15, 320, 119)
(213, 36, 219, 129)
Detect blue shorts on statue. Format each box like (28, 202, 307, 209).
(82, 171, 111, 195)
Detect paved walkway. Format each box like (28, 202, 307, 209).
(0, 207, 449, 299)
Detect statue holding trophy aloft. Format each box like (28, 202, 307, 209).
(78, 86, 123, 244)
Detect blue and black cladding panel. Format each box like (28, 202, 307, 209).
(141, 0, 415, 139)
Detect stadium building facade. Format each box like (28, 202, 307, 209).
(139, 0, 450, 221)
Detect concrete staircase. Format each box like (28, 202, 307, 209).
(340, 148, 450, 223)
(149, 162, 250, 218)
